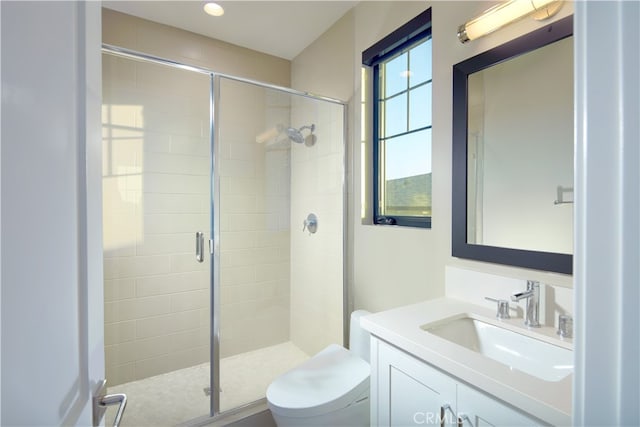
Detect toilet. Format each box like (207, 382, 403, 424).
(266, 310, 371, 426)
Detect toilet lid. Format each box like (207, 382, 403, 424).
(266, 344, 370, 418)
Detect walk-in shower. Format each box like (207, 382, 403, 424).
(101, 46, 346, 425)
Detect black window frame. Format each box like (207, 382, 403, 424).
(363, 8, 433, 229)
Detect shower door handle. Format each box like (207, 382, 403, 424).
(196, 231, 205, 263)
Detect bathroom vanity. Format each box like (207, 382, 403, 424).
(361, 299, 572, 426)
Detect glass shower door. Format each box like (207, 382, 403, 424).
(214, 76, 346, 412)
(102, 52, 213, 426)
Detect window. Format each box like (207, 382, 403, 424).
(363, 9, 432, 228)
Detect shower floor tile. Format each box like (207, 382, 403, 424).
(105, 341, 309, 426)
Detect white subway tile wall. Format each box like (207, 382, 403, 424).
(103, 57, 345, 389)
(217, 78, 292, 359)
(289, 96, 345, 355)
(103, 54, 211, 385)
(100, 7, 347, 415)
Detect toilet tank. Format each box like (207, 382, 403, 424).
(349, 310, 371, 363)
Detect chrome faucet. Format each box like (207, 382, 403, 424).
(511, 280, 541, 328)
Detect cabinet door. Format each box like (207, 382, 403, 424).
(457, 383, 542, 427)
(375, 338, 457, 427)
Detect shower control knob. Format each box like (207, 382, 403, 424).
(303, 213, 318, 234)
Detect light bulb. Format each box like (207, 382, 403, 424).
(204, 2, 224, 17)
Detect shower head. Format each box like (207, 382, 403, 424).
(284, 124, 316, 146)
(284, 127, 305, 144)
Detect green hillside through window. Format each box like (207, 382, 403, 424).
(385, 173, 432, 216)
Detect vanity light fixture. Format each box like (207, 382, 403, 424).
(204, 2, 224, 17)
(458, 0, 563, 43)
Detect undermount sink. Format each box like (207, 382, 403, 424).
(421, 315, 573, 382)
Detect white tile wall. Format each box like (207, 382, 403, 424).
(101, 7, 296, 391)
(104, 49, 345, 384)
(289, 97, 346, 355)
(103, 54, 211, 385)
(217, 78, 291, 358)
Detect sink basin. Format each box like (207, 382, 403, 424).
(421, 315, 573, 382)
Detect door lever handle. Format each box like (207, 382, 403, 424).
(101, 393, 127, 427)
(93, 379, 127, 427)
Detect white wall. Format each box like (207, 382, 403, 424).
(293, 2, 437, 313)
(102, 8, 290, 87)
(573, 1, 640, 424)
(1, 2, 103, 424)
(0, 2, 3, 421)
(293, 1, 574, 315)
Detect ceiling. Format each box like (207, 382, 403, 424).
(103, 0, 359, 60)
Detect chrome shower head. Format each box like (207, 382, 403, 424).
(284, 124, 316, 146)
(284, 127, 305, 144)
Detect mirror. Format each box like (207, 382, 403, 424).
(452, 16, 573, 274)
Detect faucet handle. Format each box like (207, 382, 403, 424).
(485, 297, 511, 319)
(557, 314, 573, 338)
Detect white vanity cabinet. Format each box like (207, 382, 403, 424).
(373, 335, 457, 426)
(456, 382, 542, 426)
(371, 337, 543, 427)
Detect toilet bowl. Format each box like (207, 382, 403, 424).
(266, 310, 371, 426)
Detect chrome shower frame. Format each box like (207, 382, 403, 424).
(101, 44, 350, 426)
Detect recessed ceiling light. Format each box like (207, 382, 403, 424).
(204, 2, 224, 17)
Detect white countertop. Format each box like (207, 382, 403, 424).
(360, 298, 572, 426)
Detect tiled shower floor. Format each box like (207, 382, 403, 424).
(105, 342, 309, 426)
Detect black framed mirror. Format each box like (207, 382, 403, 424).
(452, 15, 573, 274)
